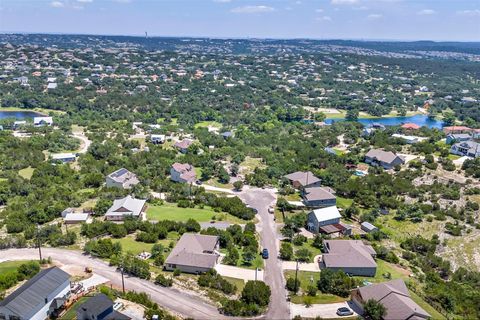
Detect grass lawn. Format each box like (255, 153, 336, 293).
(284, 270, 348, 304)
(112, 232, 180, 255)
(18, 167, 34, 180)
(234, 248, 264, 270)
(223, 276, 245, 293)
(336, 196, 353, 209)
(208, 178, 233, 189)
(147, 203, 246, 224)
(194, 121, 222, 129)
(378, 215, 444, 243)
(0, 260, 30, 273)
(292, 239, 322, 263)
(354, 259, 410, 284)
(239, 157, 266, 175)
(0, 106, 66, 115)
(285, 193, 302, 201)
(60, 296, 89, 319)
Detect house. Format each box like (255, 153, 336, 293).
(284, 171, 321, 189)
(221, 131, 233, 139)
(64, 212, 90, 224)
(450, 140, 480, 158)
(76, 293, 131, 320)
(165, 233, 220, 274)
(303, 187, 336, 208)
(13, 121, 27, 130)
(365, 149, 405, 170)
(174, 139, 193, 153)
(106, 168, 139, 189)
(400, 123, 420, 130)
(0, 267, 71, 320)
(47, 83, 57, 90)
(170, 163, 197, 183)
(307, 206, 341, 233)
(446, 133, 471, 145)
(104, 195, 147, 221)
(51, 153, 77, 163)
(320, 240, 377, 276)
(351, 279, 430, 320)
(33, 116, 53, 126)
(150, 134, 166, 144)
(443, 126, 472, 134)
(361, 221, 378, 233)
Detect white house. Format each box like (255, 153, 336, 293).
(33, 116, 53, 127)
(150, 134, 166, 144)
(106, 168, 139, 189)
(51, 153, 77, 163)
(307, 206, 341, 233)
(104, 195, 147, 221)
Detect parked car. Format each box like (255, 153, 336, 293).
(336, 307, 353, 316)
(195, 180, 203, 185)
(113, 302, 123, 311)
(262, 248, 269, 259)
(268, 206, 274, 214)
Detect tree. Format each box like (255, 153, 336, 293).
(363, 299, 386, 320)
(233, 180, 244, 191)
(286, 277, 301, 293)
(280, 242, 294, 260)
(443, 112, 456, 126)
(346, 108, 359, 121)
(295, 248, 312, 262)
(241, 280, 271, 307)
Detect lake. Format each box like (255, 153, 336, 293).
(325, 114, 444, 129)
(0, 110, 44, 120)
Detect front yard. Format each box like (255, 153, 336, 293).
(147, 203, 246, 224)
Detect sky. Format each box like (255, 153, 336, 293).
(0, 0, 479, 41)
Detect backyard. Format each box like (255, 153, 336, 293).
(147, 203, 246, 223)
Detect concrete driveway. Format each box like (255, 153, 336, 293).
(215, 264, 264, 281)
(282, 259, 320, 272)
(290, 301, 360, 319)
(80, 273, 109, 290)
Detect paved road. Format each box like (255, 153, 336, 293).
(0, 248, 225, 319)
(239, 188, 290, 320)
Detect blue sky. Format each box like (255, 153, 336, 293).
(0, 0, 479, 41)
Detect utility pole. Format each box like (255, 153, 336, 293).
(255, 267, 257, 281)
(294, 259, 299, 293)
(36, 224, 43, 261)
(121, 258, 126, 294)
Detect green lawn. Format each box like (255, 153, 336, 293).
(0, 260, 30, 274)
(354, 259, 410, 284)
(223, 276, 246, 293)
(112, 232, 180, 255)
(292, 239, 322, 263)
(18, 167, 34, 180)
(336, 196, 353, 209)
(147, 203, 246, 224)
(284, 270, 348, 304)
(194, 121, 222, 129)
(60, 296, 89, 319)
(285, 193, 302, 201)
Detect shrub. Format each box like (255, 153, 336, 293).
(286, 277, 301, 293)
(241, 280, 271, 307)
(173, 268, 181, 277)
(280, 242, 294, 260)
(155, 274, 173, 287)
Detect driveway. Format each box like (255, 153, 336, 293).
(0, 248, 225, 319)
(239, 188, 290, 320)
(282, 259, 320, 272)
(215, 264, 264, 281)
(72, 129, 91, 154)
(290, 301, 360, 319)
(80, 273, 109, 290)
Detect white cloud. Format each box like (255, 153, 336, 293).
(231, 5, 275, 14)
(50, 1, 64, 8)
(417, 9, 436, 15)
(367, 13, 383, 19)
(77, 0, 93, 3)
(112, 0, 131, 3)
(73, 5, 84, 9)
(315, 8, 324, 13)
(331, 0, 359, 5)
(213, 0, 231, 3)
(457, 9, 480, 16)
(316, 15, 332, 21)
(353, 6, 368, 10)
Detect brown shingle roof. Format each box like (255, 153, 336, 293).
(284, 171, 321, 187)
(323, 240, 377, 269)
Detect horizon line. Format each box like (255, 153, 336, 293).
(0, 31, 479, 43)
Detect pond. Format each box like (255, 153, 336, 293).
(325, 114, 444, 129)
(0, 110, 44, 120)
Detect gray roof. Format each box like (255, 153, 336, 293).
(284, 171, 321, 187)
(77, 294, 131, 320)
(365, 149, 403, 165)
(0, 267, 70, 318)
(357, 279, 430, 320)
(304, 187, 336, 202)
(361, 221, 378, 231)
(166, 233, 219, 269)
(107, 168, 139, 188)
(323, 240, 377, 269)
(105, 195, 146, 217)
